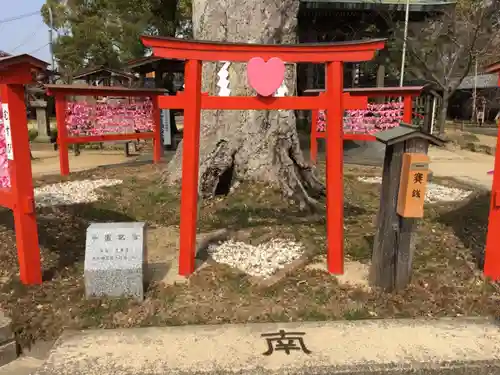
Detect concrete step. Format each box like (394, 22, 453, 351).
(0, 310, 17, 368)
(35, 318, 500, 375)
(0, 311, 13, 346)
(0, 339, 55, 375)
(0, 357, 45, 375)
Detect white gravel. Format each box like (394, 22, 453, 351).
(207, 238, 305, 278)
(357, 176, 472, 203)
(34, 179, 123, 207)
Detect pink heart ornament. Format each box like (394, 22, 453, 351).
(247, 57, 285, 97)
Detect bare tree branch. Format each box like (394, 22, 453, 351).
(375, 0, 499, 134)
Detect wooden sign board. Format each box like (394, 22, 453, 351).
(397, 153, 429, 218)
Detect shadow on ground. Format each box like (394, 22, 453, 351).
(438, 192, 490, 270)
(0, 204, 136, 281)
(203, 202, 367, 232)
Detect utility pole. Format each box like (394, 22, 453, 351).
(472, 58, 478, 123)
(48, 6, 56, 83)
(399, 0, 410, 87)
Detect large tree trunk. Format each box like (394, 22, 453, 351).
(166, 0, 324, 209)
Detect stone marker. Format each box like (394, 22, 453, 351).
(84, 222, 146, 301)
(30, 100, 50, 143)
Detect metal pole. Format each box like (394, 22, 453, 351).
(430, 96, 437, 134)
(48, 6, 56, 83)
(399, 0, 410, 87)
(472, 58, 478, 122)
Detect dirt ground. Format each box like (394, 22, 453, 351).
(428, 146, 494, 188)
(0, 159, 498, 349)
(30, 144, 147, 177)
(445, 128, 498, 155)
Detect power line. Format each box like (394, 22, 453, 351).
(10, 22, 45, 53)
(27, 43, 49, 56)
(0, 11, 39, 24)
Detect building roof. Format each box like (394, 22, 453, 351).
(125, 56, 185, 74)
(458, 74, 499, 90)
(300, 0, 456, 11)
(72, 66, 136, 80)
(45, 84, 167, 97)
(0, 54, 49, 70)
(305, 86, 426, 96)
(375, 123, 445, 146)
(485, 61, 500, 75)
(125, 56, 163, 69)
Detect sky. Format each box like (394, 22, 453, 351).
(0, 0, 52, 65)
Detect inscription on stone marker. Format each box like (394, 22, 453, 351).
(160, 104, 171, 146)
(84, 222, 146, 301)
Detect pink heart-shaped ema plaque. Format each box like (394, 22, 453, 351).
(247, 57, 285, 97)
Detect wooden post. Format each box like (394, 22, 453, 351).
(484, 71, 500, 280)
(370, 138, 428, 291)
(154, 64, 164, 88)
(484, 118, 500, 279)
(375, 64, 385, 104)
(1, 84, 42, 284)
(55, 95, 70, 176)
(325, 61, 344, 274)
(151, 95, 162, 163)
(403, 95, 413, 123)
(178, 59, 202, 276)
(310, 108, 318, 164)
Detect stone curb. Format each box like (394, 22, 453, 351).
(0, 311, 17, 368)
(463, 142, 496, 156)
(35, 318, 500, 375)
(35, 361, 500, 375)
(0, 341, 17, 368)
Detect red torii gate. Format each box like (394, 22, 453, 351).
(484, 61, 500, 280)
(141, 35, 386, 276)
(0, 54, 48, 285)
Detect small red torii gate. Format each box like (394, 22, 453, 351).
(141, 35, 386, 276)
(484, 61, 500, 280)
(0, 54, 48, 285)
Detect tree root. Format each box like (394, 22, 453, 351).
(275, 112, 326, 212)
(290, 152, 325, 198)
(163, 111, 324, 213)
(281, 156, 325, 212)
(199, 139, 236, 198)
(273, 132, 325, 212)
